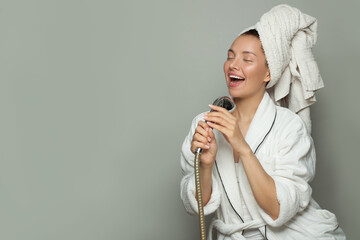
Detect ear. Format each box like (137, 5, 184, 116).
(264, 69, 271, 83)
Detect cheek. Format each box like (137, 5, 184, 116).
(244, 64, 266, 79)
(223, 62, 229, 72)
(242, 64, 256, 75)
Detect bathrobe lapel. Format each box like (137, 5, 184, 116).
(214, 91, 277, 222)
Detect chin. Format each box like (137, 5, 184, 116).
(228, 89, 244, 99)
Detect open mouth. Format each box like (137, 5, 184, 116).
(228, 74, 245, 87)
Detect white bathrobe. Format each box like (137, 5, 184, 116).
(180, 91, 346, 240)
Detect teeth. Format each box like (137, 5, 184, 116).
(229, 75, 244, 80)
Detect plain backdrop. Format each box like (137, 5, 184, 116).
(0, 0, 358, 239)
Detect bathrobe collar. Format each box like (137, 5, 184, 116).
(214, 90, 277, 222)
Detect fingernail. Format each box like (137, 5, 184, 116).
(208, 137, 211, 142)
(205, 144, 210, 149)
(205, 128, 209, 131)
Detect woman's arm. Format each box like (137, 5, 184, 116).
(238, 144, 280, 220)
(196, 164, 213, 206)
(204, 105, 280, 219)
(180, 113, 222, 215)
(205, 105, 315, 226)
(190, 119, 218, 206)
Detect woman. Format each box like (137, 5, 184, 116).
(180, 4, 346, 240)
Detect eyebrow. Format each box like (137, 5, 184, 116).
(228, 49, 257, 56)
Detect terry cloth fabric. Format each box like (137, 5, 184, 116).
(239, 4, 324, 134)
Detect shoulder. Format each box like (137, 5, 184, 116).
(274, 105, 310, 139)
(182, 112, 207, 140)
(189, 112, 207, 129)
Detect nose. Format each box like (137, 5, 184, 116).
(229, 58, 240, 70)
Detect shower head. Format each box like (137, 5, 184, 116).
(211, 96, 236, 113)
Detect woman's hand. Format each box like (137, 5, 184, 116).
(204, 105, 280, 218)
(190, 120, 217, 168)
(203, 105, 248, 155)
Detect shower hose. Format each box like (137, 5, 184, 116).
(194, 150, 206, 240)
(193, 96, 235, 240)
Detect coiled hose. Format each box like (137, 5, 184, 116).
(194, 150, 206, 240)
(193, 96, 236, 240)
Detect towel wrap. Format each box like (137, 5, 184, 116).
(239, 4, 324, 134)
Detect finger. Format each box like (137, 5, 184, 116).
(208, 128, 216, 143)
(209, 104, 234, 119)
(191, 141, 210, 153)
(195, 124, 209, 138)
(207, 121, 229, 137)
(206, 110, 236, 125)
(204, 115, 229, 128)
(198, 120, 208, 128)
(206, 110, 234, 120)
(204, 112, 232, 126)
(198, 120, 211, 132)
(193, 132, 209, 145)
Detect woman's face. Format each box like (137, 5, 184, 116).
(223, 34, 270, 99)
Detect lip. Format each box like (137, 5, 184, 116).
(228, 72, 245, 79)
(228, 79, 244, 87)
(227, 72, 245, 88)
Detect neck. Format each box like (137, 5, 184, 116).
(232, 91, 265, 122)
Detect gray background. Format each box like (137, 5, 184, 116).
(0, 0, 358, 239)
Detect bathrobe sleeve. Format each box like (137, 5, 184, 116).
(259, 115, 316, 227)
(180, 113, 222, 216)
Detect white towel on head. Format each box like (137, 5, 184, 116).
(239, 4, 324, 134)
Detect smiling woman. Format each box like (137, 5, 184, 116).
(224, 32, 270, 102)
(180, 4, 346, 240)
